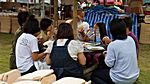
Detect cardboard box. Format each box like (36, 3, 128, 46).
(140, 23, 150, 44)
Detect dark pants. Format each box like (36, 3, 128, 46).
(21, 65, 37, 76)
(91, 60, 114, 84)
(91, 68, 114, 84)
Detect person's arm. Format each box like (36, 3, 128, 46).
(105, 45, 115, 67)
(75, 40, 86, 65)
(77, 52, 86, 65)
(43, 40, 53, 65)
(31, 37, 46, 61)
(45, 54, 51, 65)
(32, 52, 46, 61)
(102, 36, 112, 45)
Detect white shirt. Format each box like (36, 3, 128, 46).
(44, 39, 84, 60)
(77, 21, 90, 34)
(105, 36, 140, 84)
(16, 33, 39, 73)
(77, 21, 94, 41)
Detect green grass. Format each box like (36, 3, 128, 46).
(0, 33, 13, 73)
(0, 32, 150, 83)
(137, 44, 150, 84)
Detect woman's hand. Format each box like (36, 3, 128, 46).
(102, 36, 112, 45)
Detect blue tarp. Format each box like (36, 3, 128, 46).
(84, 6, 138, 40)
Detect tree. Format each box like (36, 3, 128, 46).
(73, 0, 78, 39)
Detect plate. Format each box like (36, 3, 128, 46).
(85, 45, 105, 51)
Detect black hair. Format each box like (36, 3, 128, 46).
(57, 23, 74, 40)
(17, 11, 30, 26)
(23, 15, 40, 35)
(109, 19, 127, 40)
(40, 18, 53, 31)
(95, 22, 107, 39)
(123, 17, 133, 31)
(93, 0, 100, 5)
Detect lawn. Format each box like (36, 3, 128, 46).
(0, 32, 150, 83)
(0, 33, 13, 73)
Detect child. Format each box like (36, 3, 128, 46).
(94, 22, 108, 44)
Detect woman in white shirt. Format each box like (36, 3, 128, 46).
(45, 23, 86, 79)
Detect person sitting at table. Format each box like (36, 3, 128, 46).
(34, 18, 55, 70)
(77, 8, 95, 42)
(100, 17, 139, 57)
(123, 16, 139, 58)
(45, 23, 86, 80)
(94, 22, 109, 44)
(15, 15, 46, 75)
(91, 19, 140, 84)
(40, 18, 56, 41)
(9, 11, 30, 69)
(37, 18, 55, 53)
(93, 22, 112, 46)
(66, 8, 94, 42)
(99, 17, 139, 47)
(77, 22, 94, 42)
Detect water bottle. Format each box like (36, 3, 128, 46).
(95, 28, 101, 45)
